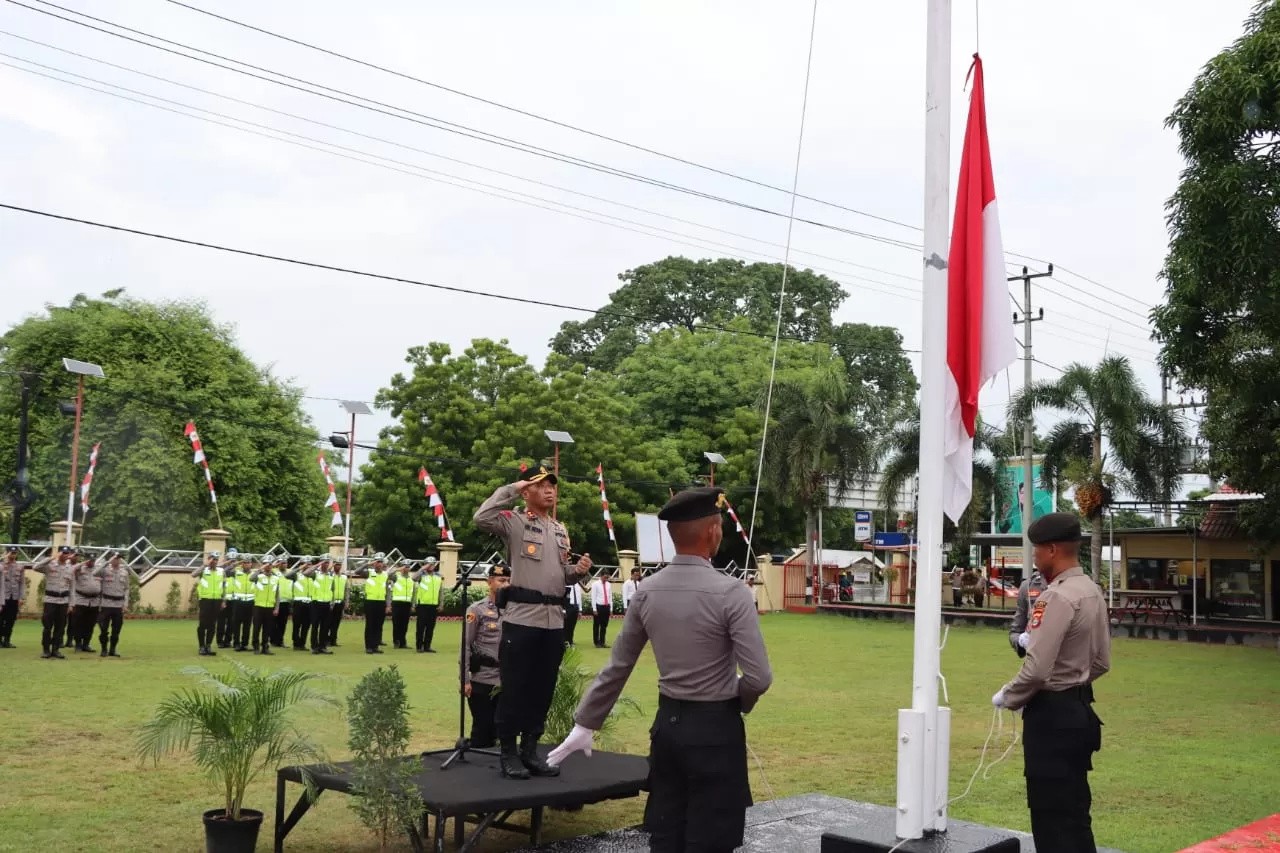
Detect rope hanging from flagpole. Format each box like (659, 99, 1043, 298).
(318, 453, 343, 527)
(745, 0, 820, 555)
(418, 466, 454, 542)
(184, 421, 222, 528)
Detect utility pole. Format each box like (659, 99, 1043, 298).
(10, 375, 33, 543)
(1161, 373, 1173, 526)
(1011, 265, 1053, 581)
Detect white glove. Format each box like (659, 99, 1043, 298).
(1017, 632, 1030, 649)
(992, 689, 1008, 709)
(546, 724, 595, 767)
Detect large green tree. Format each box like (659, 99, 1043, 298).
(0, 293, 330, 551)
(1156, 0, 1280, 540)
(1007, 356, 1185, 579)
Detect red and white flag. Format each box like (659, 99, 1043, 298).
(318, 453, 343, 527)
(419, 467, 454, 542)
(722, 497, 752, 547)
(184, 421, 218, 505)
(79, 442, 101, 514)
(943, 55, 1016, 523)
(596, 464, 616, 542)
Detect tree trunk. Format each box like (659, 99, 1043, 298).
(805, 508, 818, 605)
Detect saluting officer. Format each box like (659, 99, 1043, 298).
(992, 513, 1111, 853)
(463, 564, 510, 749)
(1009, 568, 1050, 657)
(389, 562, 415, 650)
(230, 555, 255, 653)
(549, 487, 773, 853)
(413, 558, 443, 653)
(192, 551, 225, 656)
(306, 559, 335, 655)
(33, 546, 78, 659)
(0, 546, 27, 648)
(353, 553, 392, 654)
(272, 558, 293, 648)
(69, 555, 102, 653)
(214, 550, 236, 649)
(249, 561, 281, 655)
(93, 551, 138, 657)
(474, 465, 591, 780)
(288, 559, 313, 651)
(327, 563, 349, 648)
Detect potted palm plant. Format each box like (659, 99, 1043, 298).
(136, 661, 338, 853)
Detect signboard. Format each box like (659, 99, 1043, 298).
(635, 513, 676, 565)
(853, 569, 872, 583)
(873, 531, 909, 547)
(854, 511, 872, 542)
(997, 457, 1055, 535)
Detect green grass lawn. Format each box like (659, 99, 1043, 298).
(0, 613, 1276, 853)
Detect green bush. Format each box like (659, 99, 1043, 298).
(128, 573, 141, 610)
(164, 580, 182, 615)
(37, 577, 45, 605)
(543, 646, 641, 747)
(347, 581, 366, 613)
(346, 666, 423, 853)
(187, 582, 199, 615)
(441, 585, 486, 617)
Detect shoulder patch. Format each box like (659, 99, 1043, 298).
(1028, 588, 1041, 599)
(466, 612, 476, 623)
(1030, 599, 1047, 629)
(500, 510, 513, 518)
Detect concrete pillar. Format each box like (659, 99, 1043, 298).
(201, 528, 231, 561)
(437, 541, 462, 589)
(325, 535, 348, 562)
(757, 554, 782, 613)
(617, 549, 639, 580)
(50, 520, 82, 551)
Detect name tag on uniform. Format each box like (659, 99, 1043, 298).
(1030, 600, 1047, 629)
(485, 622, 498, 629)
(1029, 589, 1041, 599)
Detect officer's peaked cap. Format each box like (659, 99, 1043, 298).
(207, 550, 220, 558)
(5, 545, 17, 553)
(658, 487, 727, 523)
(1027, 512, 1083, 545)
(372, 552, 386, 561)
(522, 463, 558, 485)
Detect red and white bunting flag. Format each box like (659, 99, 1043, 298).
(79, 442, 101, 514)
(184, 421, 218, 505)
(596, 464, 616, 542)
(318, 453, 343, 527)
(723, 497, 752, 546)
(943, 55, 1017, 524)
(419, 467, 454, 542)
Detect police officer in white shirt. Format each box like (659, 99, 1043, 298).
(621, 568, 640, 611)
(563, 579, 583, 648)
(589, 573, 611, 648)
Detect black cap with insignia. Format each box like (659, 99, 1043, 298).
(521, 463, 558, 486)
(59, 545, 74, 554)
(490, 563, 510, 578)
(1027, 512, 1083, 545)
(658, 486, 727, 522)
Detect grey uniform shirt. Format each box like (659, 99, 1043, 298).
(575, 555, 774, 731)
(463, 597, 503, 687)
(93, 563, 138, 608)
(473, 483, 580, 629)
(1009, 571, 1050, 651)
(33, 557, 77, 599)
(71, 563, 102, 607)
(1, 560, 25, 602)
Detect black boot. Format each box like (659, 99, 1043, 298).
(100, 646, 108, 657)
(499, 741, 530, 780)
(41, 649, 51, 659)
(520, 736, 560, 778)
(108, 642, 120, 658)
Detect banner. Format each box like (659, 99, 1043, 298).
(996, 457, 1054, 535)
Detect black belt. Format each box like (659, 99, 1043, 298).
(469, 651, 499, 673)
(44, 590, 69, 599)
(503, 587, 567, 606)
(658, 694, 741, 713)
(101, 594, 125, 601)
(1036, 684, 1095, 704)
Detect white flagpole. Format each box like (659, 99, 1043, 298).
(896, 0, 952, 840)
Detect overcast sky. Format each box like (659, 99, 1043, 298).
(0, 0, 1252, 496)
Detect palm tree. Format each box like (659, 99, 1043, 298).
(1007, 355, 1185, 580)
(762, 366, 876, 600)
(876, 409, 1014, 544)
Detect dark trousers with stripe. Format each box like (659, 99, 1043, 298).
(496, 622, 564, 743)
(216, 603, 233, 646)
(391, 601, 412, 648)
(415, 603, 438, 651)
(233, 600, 253, 648)
(1024, 687, 1102, 853)
(74, 605, 99, 647)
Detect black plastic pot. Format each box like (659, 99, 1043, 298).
(203, 808, 263, 853)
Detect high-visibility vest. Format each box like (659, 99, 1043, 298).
(278, 577, 294, 603)
(312, 573, 335, 603)
(253, 575, 278, 608)
(293, 575, 312, 603)
(363, 571, 388, 602)
(391, 574, 414, 602)
(416, 574, 442, 605)
(334, 575, 347, 600)
(233, 570, 253, 601)
(197, 568, 224, 600)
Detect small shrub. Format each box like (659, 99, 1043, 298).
(187, 582, 199, 615)
(128, 572, 141, 610)
(165, 580, 182, 615)
(347, 666, 423, 853)
(543, 646, 641, 747)
(347, 582, 366, 613)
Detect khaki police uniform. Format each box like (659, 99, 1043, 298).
(93, 557, 138, 656)
(1009, 570, 1050, 656)
(0, 549, 25, 648)
(575, 488, 773, 853)
(463, 592, 504, 748)
(69, 560, 102, 652)
(999, 513, 1111, 853)
(33, 550, 77, 659)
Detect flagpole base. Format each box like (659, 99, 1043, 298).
(820, 815, 1020, 853)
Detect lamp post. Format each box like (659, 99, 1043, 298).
(543, 430, 574, 519)
(703, 451, 726, 487)
(61, 359, 104, 543)
(329, 401, 371, 574)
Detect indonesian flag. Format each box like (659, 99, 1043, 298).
(318, 453, 343, 527)
(596, 464, 616, 542)
(943, 55, 1016, 523)
(184, 421, 217, 504)
(419, 467, 454, 542)
(80, 442, 101, 514)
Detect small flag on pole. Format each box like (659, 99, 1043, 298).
(79, 442, 101, 514)
(943, 54, 1017, 523)
(184, 421, 218, 505)
(722, 496, 752, 547)
(419, 467, 454, 542)
(318, 453, 343, 527)
(596, 464, 616, 542)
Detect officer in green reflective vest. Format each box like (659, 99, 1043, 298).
(307, 559, 335, 655)
(249, 562, 280, 655)
(230, 556, 255, 652)
(354, 553, 392, 654)
(327, 564, 349, 648)
(413, 558, 444, 653)
(191, 552, 225, 657)
(215, 549, 238, 648)
(289, 559, 313, 651)
(390, 563, 415, 650)
(273, 557, 293, 648)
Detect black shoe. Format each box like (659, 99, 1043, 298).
(372, 648, 384, 654)
(520, 740, 560, 778)
(252, 649, 262, 655)
(108, 650, 120, 658)
(100, 648, 108, 657)
(320, 648, 333, 655)
(52, 651, 65, 659)
(365, 649, 375, 655)
(500, 752, 531, 780)
(261, 649, 273, 656)
(416, 648, 426, 653)
(426, 648, 437, 654)
(41, 651, 51, 659)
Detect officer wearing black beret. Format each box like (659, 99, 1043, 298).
(549, 486, 774, 853)
(462, 563, 511, 750)
(993, 512, 1110, 853)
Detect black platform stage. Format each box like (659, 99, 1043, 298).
(274, 746, 649, 853)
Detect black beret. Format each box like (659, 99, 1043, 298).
(521, 463, 558, 485)
(5, 545, 17, 554)
(490, 564, 510, 578)
(658, 487, 726, 522)
(58, 545, 74, 554)
(1027, 512, 1083, 545)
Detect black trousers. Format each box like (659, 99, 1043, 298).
(75, 605, 100, 646)
(292, 602, 311, 648)
(41, 600, 68, 653)
(97, 607, 123, 650)
(592, 607, 610, 646)
(233, 600, 253, 648)
(563, 604, 579, 646)
(467, 681, 500, 748)
(644, 696, 750, 853)
(0, 598, 18, 642)
(309, 601, 330, 651)
(415, 603, 439, 651)
(364, 599, 387, 651)
(272, 602, 291, 647)
(251, 607, 275, 650)
(327, 602, 345, 645)
(216, 602, 233, 646)
(1023, 687, 1102, 853)
(973, 591, 985, 608)
(496, 621, 564, 743)
(390, 601, 412, 648)
(197, 599, 220, 648)
(952, 588, 964, 607)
